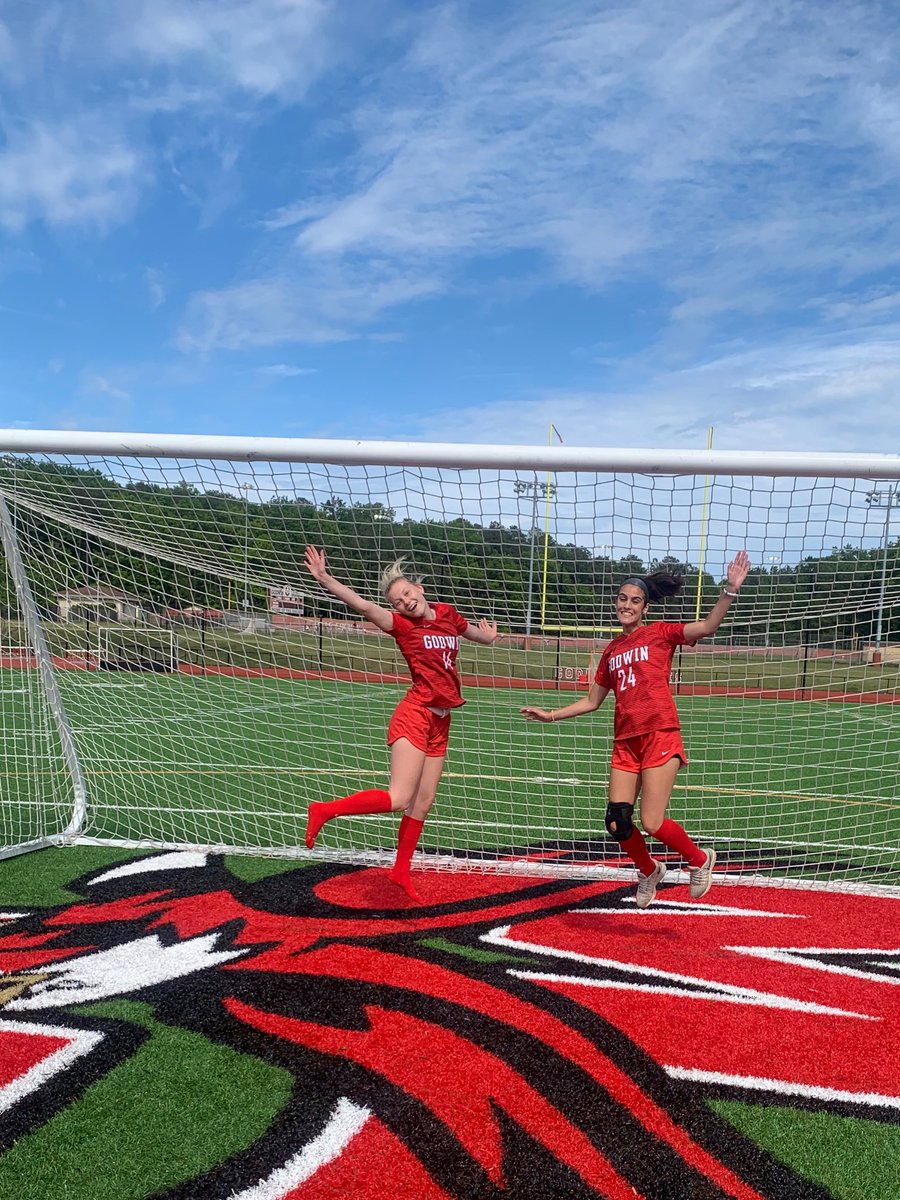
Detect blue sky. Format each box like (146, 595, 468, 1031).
(3, 0, 900, 454)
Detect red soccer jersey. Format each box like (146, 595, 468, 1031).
(389, 603, 470, 709)
(594, 622, 690, 739)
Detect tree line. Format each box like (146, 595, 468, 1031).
(0, 456, 897, 644)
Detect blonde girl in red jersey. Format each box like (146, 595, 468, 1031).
(522, 551, 750, 907)
(303, 546, 498, 901)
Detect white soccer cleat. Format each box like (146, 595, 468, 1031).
(635, 860, 666, 908)
(689, 848, 717, 899)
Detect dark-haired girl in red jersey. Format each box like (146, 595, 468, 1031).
(303, 546, 498, 901)
(522, 551, 750, 907)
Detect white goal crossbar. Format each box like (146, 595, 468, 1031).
(2, 428, 899, 478)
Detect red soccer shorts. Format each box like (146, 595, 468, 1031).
(610, 729, 688, 774)
(387, 697, 452, 757)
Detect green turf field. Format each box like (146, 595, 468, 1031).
(2, 666, 899, 885)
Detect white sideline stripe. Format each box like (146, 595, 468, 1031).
(43, 756, 900, 812)
(226, 1097, 370, 1199)
(665, 1066, 900, 1110)
(0, 1019, 104, 1113)
(62, 681, 148, 689)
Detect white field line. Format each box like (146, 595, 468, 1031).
(41, 758, 899, 813)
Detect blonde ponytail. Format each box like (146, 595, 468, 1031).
(380, 556, 424, 599)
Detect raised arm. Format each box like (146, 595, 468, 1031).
(462, 618, 499, 646)
(521, 681, 610, 723)
(303, 546, 395, 633)
(683, 550, 751, 643)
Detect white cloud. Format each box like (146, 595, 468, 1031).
(178, 265, 443, 352)
(0, 120, 141, 232)
(413, 328, 900, 455)
(80, 371, 132, 404)
(175, 1, 900, 350)
(0, 1, 344, 236)
(814, 288, 900, 323)
(110, 0, 339, 102)
(144, 266, 166, 309)
(177, 278, 350, 351)
(0, 19, 19, 80)
(256, 363, 317, 377)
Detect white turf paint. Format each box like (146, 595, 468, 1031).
(62, 681, 148, 689)
(724, 945, 900, 987)
(505, 971, 873, 1019)
(0, 1020, 103, 1113)
(7, 933, 249, 1010)
(484, 927, 874, 1019)
(665, 1066, 900, 1111)
(225, 1097, 370, 1200)
(573, 900, 806, 918)
(88, 850, 209, 883)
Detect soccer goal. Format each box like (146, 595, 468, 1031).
(99, 628, 179, 673)
(0, 431, 898, 892)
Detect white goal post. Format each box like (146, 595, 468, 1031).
(0, 429, 898, 892)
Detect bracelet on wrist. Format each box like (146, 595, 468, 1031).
(722, 589, 739, 598)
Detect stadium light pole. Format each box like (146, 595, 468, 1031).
(865, 486, 900, 660)
(240, 483, 254, 611)
(373, 511, 389, 563)
(515, 478, 556, 635)
(596, 542, 613, 619)
(764, 555, 780, 646)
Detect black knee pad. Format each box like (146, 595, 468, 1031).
(605, 802, 635, 843)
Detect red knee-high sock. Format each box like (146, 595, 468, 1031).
(395, 814, 411, 851)
(620, 829, 657, 876)
(654, 818, 705, 867)
(389, 816, 425, 901)
(305, 788, 392, 848)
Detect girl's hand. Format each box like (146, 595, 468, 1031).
(304, 545, 330, 583)
(726, 549, 751, 592)
(478, 618, 499, 642)
(520, 706, 555, 723)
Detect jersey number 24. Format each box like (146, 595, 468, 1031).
(616, 667, 636, 691)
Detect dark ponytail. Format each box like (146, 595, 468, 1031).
(643, 571, 683, 601)
(621, 572, 684, 602)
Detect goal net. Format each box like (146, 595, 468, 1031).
(0, 433, 898, 891)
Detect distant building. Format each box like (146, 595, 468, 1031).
(58, 586, 143, 624)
